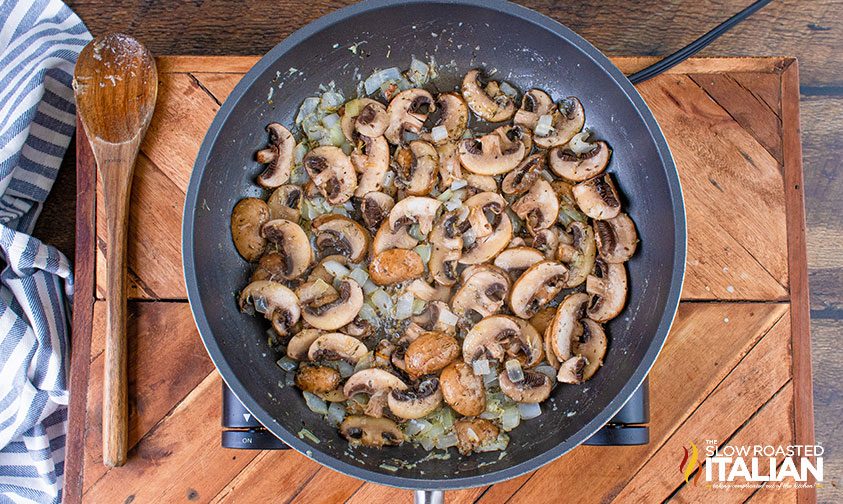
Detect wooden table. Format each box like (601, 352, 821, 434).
(65, 56, 813, 503)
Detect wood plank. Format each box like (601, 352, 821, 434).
(474, 474, 533, 504)
(490, 302, 788, 503)
(210, 450, 323, 503)
(191, 73, 243, 103)
(781, 61, 817, 504)
(731, 72, 782, 116)
(82, 302, 215, 492)
(83, 372, 260, 503)
(811, 319, 843, 504)
(288, 467, 363, 504)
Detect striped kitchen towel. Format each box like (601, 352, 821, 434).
(0, 1, 90, 503)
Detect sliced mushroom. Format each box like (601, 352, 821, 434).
(451, 269, 510, 325)
(514, 89, 555, 130)
(573, 319, 607, 381)
(529, 306, 557, 336)
(344, 367, 408, 417)
(454, 418, 500, 456)
(311, 214, 370, 263)
(462, 315, 519, 365)
(340, 416, 405, 447)
(295, 278, 339, 309)
(412, 301, 457, 334)
(594, 213, 638, 263)
(388, 376, 443, 419)
(557, 356, 588, 385)
(461, 69, 516, 122)
(458, 128, 526, 175)
(440, 361, 486, 416)
(533, 97, 585, 149)
(343, 317, 374, 338)
(499, 368, 552, 403)
(507, 318, 545, 368)
(255, 123, 295, 188)
(387, 196, 442, 235)
(384, 88, 435, 145)
(426, 245, 458, 287)
(352, 134, 390, 197)
(531, 227, 560, 259)
(549, 141, 611, 181)
(428, 209, 468, 286)
(511, 179, 559, 233)
(436, 141, 462, 188)
(509, 261, 569, 319)
(572, 173, 621, 220)
(372, 219, 418, 254)
(404, 331, 460, 378)
(551, 180, 589, 226)
(548, 292, 588, 364)
(426, 92, 468, 143)
(557, 221, 597, 288)
(464, 174, 499, 195)
(266, 185, 303, 222)
(231, 198, 270, 261)
(494, 247, 545, 279)
(394, 140, 438, 195)
(586, 259, 627, 322)
(406, 279, 452, 303)
(287, 328, 323, 360)
(260, 219, 313, 279)
(239, 280, 301, 337)
(342, 98, 389, 140)
(303, 146, 357, 205)
(308, 332, 368, 364)
(464, 192, 505, 238)
(360, 191, 394, 233)
(301, 279, 364, 330)
(502, 153, 545, 195)
(369, 248, 424, 285)
(308, 254, 349, 284)
(461, 194, 513, 264)
(295, 364, 341, 394)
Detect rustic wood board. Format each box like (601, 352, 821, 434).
(65, 57, 814, 504)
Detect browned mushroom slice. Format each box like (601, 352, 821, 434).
(295, 278, 339, 309)
(451, 268, 510, 325)
(425, 92, 468, 143)
(308, 332, 368, 364)
(406, 279, 452, 303)
(572, 173, 622, 220)
(531, 227, 560, 259)
(307, 254, 349, 284)
(464, 174, 499, 195)
(461, 69, 516, 122)
(266, 185, 303, 222)
(372, 219, 418, 254)
(368, 248, 424, 285)
(440, 361, 486, 416)
(502, 153, 545, 195)
(311, 214, 370, 263)
(586, 259, 628, 322)
(533, 97, 585, 149)
(547, 292, 589, 364)
(388, 376, 443, 419)
(394, 140, 438, 195)
(343, 368, 408, 417)
(295, 364, 341, 394)
(494, 247, 545, 279)
(352, 134, 390, 197)
(549, 141, 611, 181)
(412, 301, 458, 333)
(573, 319, 608, 381)
(435, 141, 462, 189)
(594, 212, 639, 263)
(255, 123, 295, 188)
(461, 211, 512, 264)
(387, 196, 442, 235)
(514, 88, 555, 130)
(511, 178, 559, 233)
(238, 280, 301, 337)
(507, 317, 545, 368)
(557, 221, 597, 288)
(464, 191, 505, 238)
(404, 331, 460, 378)
(454, 418, 500, 455)
(384, 88, 435, 145)
(260, 219, 313, 279)
(499, 368, 552, 403)
(462, 314, 519, 366)
(458, 128, 526, 175)
(508, 260, 569, 319)
(301, 279, 364, 330)
(341, 98, 388, 140)
(231, 198, 269, 261)
(303, 145, 357, 205)
(340, 416, 405, 447)
(360, 191, 394, 233)
(286, 328, 323, 360)
(557, 355, 588, 384)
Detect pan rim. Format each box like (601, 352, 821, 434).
(182, 0, 687, 490)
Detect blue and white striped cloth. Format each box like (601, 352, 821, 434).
(0, 1, 89, 502)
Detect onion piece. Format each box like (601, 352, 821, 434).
(303, 391, 329, 415)
(436, 433, 459, 449)
(535, 114, 553, 137)
(505, 359, 524, 383)
(414, 244, 432, 264)
(500, 406, 521, 431)
(277, 356, 298, 372)
(499, 81, 518, 98)
(411, 297, 427, 315)
(296, 97, 320, 124)
(364, 67, 403, 95)
(394, 292, 415, 320)
(327, 402, 346, 427)
(405, 419, 432, 436)
(472, 359, 491, 376)
(357, 302, 379, 324)
(362, 279, 379, 295)
(371, 288, 393, 316)
(323, 260, 350, 280)
(348, 267, 370, 287)
(322, 113, 341, 128)
(518, 402, 542, 420)
(438, 307, 458, 327)
(430, 125, 448, 142)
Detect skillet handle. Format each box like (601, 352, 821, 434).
(584, 379, 650, 447)
(415, 490, 444, 504)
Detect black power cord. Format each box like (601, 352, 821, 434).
(627, 0, 774, 84)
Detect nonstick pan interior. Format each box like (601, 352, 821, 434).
(183, 0, 685, 490)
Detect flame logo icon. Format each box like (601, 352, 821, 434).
(679, 442, 703, 485)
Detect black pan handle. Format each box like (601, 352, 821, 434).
(584, 379, 649, 446)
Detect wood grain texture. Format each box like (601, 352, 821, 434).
(66, 57, 819, 504)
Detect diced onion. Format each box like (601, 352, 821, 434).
(253, 296, 269, 314)
(436, 433, 459, 449)
(473, 359, 491, 376)
(284, 371, 296, 387)
(450, 179, 468, 190)
(371, 288, 393, 315)
(438, 307, 458, 327)
(476, 433, 509, 452)
(354, 352, 374, 372)
(405, 419, 432, 436)
(408, 57, 431, 86)
(483, 371, 499, 386)
(499, 81, 518, 98)
(296, 97, 320, 124)
(414, 244, 432, 264)
(364, 67, 403, 95)
(444, 198, 462, 211)
(303, 391, 329, 415)
(327, 402, 346, 427)
(411, 297, 427, 315)
(518, 402, 542, 420)
(362, 279, 378, 295)
(505, 359, 524, 383)
(419, 437, 435, 451)
(322, 113, 340, 128)
(348, 267, 370, 286)
(403, 129, 420, 143)
(335, 360, 355, 378)
(430, 125, 449, 142)
(277, 356, 298, 372)
(535, 114, 553, 137)
(437, 189, 454, 202)
(500, 406, 521, 431)
(294, 142, 308, 164)
(394, 292, 415, 320)
(358, 302, 379, 324)
(462, 228, 477, 248)
(320, 91, 345, 111)
(323, 260, 350, 279)
(409, 223, 426, 241)
(534, 365, 558, 382)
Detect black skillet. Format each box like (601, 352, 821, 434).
(182, 0, 686, 496)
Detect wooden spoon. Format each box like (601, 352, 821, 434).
(73, 33, 158, 468)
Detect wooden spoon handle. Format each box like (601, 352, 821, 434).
(100, 155, 135, 468)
